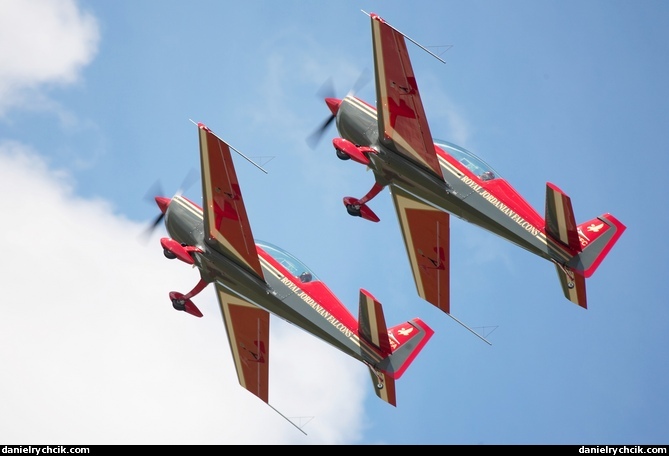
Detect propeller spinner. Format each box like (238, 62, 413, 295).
(141, 169, 198, 241)
(306, 70, 369, 149)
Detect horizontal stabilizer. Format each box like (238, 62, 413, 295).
(545, 182, 581, 252)
(358, 290, 434, 406)
(546, 183, 626, 278)
(546, 183, 626, 307)
(358, 289, 391, 354)
(554, 263, 587, 308)
(369, 368, 397, 406)
(367, 318, 432, 406)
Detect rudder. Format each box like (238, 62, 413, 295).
(545, 183, 626, 308)
(357, 289, 434, 406)
(570, 213, 626, 278)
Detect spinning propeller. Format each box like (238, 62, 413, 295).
(141, 169, 198, 241)
(306, 69, 370, 149)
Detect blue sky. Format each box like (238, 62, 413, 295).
(1, 0, 667, 445)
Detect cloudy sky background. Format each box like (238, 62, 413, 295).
(1, 0, 668, 445)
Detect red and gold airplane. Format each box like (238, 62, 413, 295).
(149, 121, 434, 430)
(312, 12, 626, 313)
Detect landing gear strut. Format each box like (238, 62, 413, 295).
(343, 182, 384, 223)
(364, 361, 385, 390)
(169, 278, 209, 318)
(553, 260, 576, 289)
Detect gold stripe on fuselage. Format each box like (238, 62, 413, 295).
(172, 175, 383, 363)
(257, 254, 385, 363)
(173, 196, 382, 362)
(173, 195, 203, 218)
(345, 97, 574, 261)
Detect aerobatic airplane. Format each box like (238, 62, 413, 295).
(310, 11, 626, 313)
(146, 121, 434, 432)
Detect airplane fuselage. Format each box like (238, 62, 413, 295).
(336, 96, 577, 267)
(163, 195, 393, 371)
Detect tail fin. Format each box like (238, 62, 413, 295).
(357, 289, 434, 406)
(545, 183, 626, 308)
(572, 214, 626, 278)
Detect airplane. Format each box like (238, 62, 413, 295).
(147, 121, 434, 432)
(310, 11, 626, 314)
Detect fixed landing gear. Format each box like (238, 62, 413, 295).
(553, 260, 576, 289)
(336, 149, 350, 161)
(171, 296, 186, 311)
(160, 238, 202, 265)
(343, 197, 379, 222)
(342, 182, 385, 223)
(364, 362, 385, 390)
(168, 279, 209, 318)
(332, 138, 375, 165)
(346, 203, 361, 217)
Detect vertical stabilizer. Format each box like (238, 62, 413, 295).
(357, 289, 434, 406)
(571, 214, 626, 278)
(385, 318, 434, 379)
(545, 183, 626, 307)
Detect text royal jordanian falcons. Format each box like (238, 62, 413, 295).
(310, 11, 625, 315)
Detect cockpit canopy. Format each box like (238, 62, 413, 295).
(255, 240, 319, 283)
(435, 139, 500, 181)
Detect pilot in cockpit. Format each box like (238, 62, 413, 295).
(480, 171, 495, 181)
(299, 271, 313, 283)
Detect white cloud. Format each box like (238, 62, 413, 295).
(0, 0, 99, 115)
(0, 1, 369, 444)
(0, 142, 368, 444)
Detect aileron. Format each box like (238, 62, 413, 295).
(215, 283, 270, 402)
(199, 125, 264, 278)
(390, 185, 450, 314)
(371, 14, 444, 180)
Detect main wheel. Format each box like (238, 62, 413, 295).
(172, 298, 185, 311)
(163, 249, 177, 259)
(346, 204, 361, 217)
(336, 149, 351, 161)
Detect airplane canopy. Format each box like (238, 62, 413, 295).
(435, 139, 500, 181)
(255, 240, 320, 283)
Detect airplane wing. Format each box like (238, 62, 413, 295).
(390, 184, 451, 314)
(198, 124, 264, 278)
(215, 283, 270, 402)
(370, 14, 445, 181)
